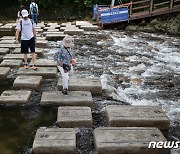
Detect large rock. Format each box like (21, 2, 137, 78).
(57, 106, 93, 127)
(40, 91, 93, 107)
(17, 67, 57, 79)
(94, 127, 169, 154)
(32, 127, 76, 154)
(13, 75, 42, 90)
(0, 90, 31, 106)
(57, 78, 102, 95)
(106, 105, 170, 131)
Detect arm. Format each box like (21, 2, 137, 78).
(53, 50, 63, 67)
(15, 29, 20, 43)
(33, 27, 36, 38)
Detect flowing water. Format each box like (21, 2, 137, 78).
(0, 29, 179, 154)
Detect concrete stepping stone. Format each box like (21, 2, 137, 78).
(40, 91, 93, 107)
(61, 22, 72, 27)
(0, 44, 20, 48)
(36, 40, 48, 48)
(12, 48, 44, 57)
(60, 27, 66, 31)
(3, 54, 37, 61)
(0, 67, 11, 79)
(0, 48, 10, 55)
(94, 127, 169, 154)
(0, 90, 31, 106)
(0, 40, 16, 44)
(57, 78, 102, 95)
(0, 25, 15, 31)
(17, 67, 57, 79)
(0, 59, 23, 68)
(80, 25, 98, 31)
(57, 106, 93, 127)
(0, 36, 15, 40)
(46, 33, 67, 41)
(29, 59, 56, 67)
(32, 127, 76, 154)
(43, 31, 64, 35)
(13, 75, 42, 90)
(106, 105, 170, 131)
(47, 29, 59, 32)
(36, 28, 43, 33)
(64, 29, 84, 35)
(75, 21, 91, 27)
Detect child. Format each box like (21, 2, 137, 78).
(53, 35, 76, 95)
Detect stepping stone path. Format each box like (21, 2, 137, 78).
(32, 127, 76, 154)
(40, 91, 93, 107)
(13, 75, 42, 90)
(57, 106, 93, 127)
(106, 105, 170, 131)
(0, 90, 31, 106)
(57, 78, 102, 95)
(0, 21, 171, 154)
(94, 127, 169, 154)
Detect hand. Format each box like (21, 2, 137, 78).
(71, 59, 76, 67)
(15, 40, 19, 44)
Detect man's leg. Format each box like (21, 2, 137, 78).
(24, 54, 28, 64)
(21, 40, 29, 69)
(35, 14, 38, 25)
(31, 52, 36, 65)
(31, 14, 35, 23)
(29, 37, 37, 70)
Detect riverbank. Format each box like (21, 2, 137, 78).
(125, 12, 180, 36)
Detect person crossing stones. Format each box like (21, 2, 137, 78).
(29, 0, 39, 25)
(53, 35, 76, 95)
(15, 9, 38, 70)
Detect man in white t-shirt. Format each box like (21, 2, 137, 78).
(29, 0, 39, 25)
(15, 9, 37, 70)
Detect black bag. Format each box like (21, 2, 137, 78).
(63, 64, 71, 72)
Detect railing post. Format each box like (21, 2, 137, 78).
(150, 0, 153, 13)
(170, 0, 173, 10)
(130, 1, 132, 17)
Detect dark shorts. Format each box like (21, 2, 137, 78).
(21, 37, 35, 54)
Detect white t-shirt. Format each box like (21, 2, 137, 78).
(30, 2, 38, 14)
(17, 19, 35, 40)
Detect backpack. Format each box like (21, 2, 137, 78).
(32, 3, 37, 14)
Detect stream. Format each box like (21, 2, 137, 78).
(0, 29, 179, 154)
